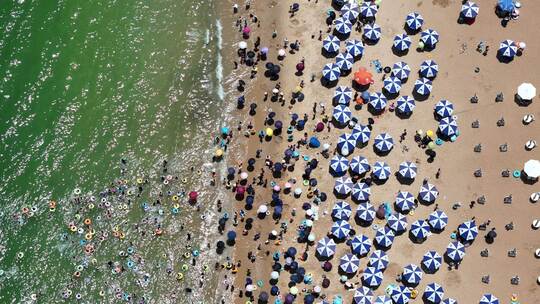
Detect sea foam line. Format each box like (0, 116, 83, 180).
(215, 19, 224, 101)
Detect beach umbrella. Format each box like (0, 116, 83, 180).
(374, 295, 392, 304)
(238, 41, 248, 49)
(317, 237, 337, 258)
(396, 96, 415, 114)
(442, 299, 457, 304)
(524, 159, 540, 179)
(419, 183, 438, 203)
(390, 285, 411, 304)
(369, 250, 389, 270)
(350, 155, 370, 175)
(424, 283, 444, 303)
(323, 63, 341, 82)
(405, 12, 424, 31)
(332, 201, 352, 221)
(392, 61, 411, 81)
(346, 39, 365, 57)
(420, 60, 439, 79)
(323, 35, 341, 53)
(354, 68, 374, 86)
(387, 212, 408, 233)
(353, 286, 374, 304)
(383, 76, 402, 94)
(335, 17, 353, 35)
(334, 86, 353, 105)
(330, 155, 350, 175)
(333, 105, 352, 125)
(498, 39, 517, 58)
(402, 264, 423, 285)
(414, 78, 432, 95)
(334, 176, 354, 195)
(350, 234, 372, 256)
(374, 133, 394, 153)
(497, 0, 514, 13)
(372, 161, 391, 180)
(420, 29, 440, 48)
(337, 133, 356, 156)
(356, 202, 376, 222)
(461, 1, 479, 19)
(410, 219, 431, 240)
(374, 226, 395, 248)
(352, 182, 371, 201)
(352, 124, 371, 145)
(393, 33, 412, 52)
(340, 253, 360, 274)
(341, 2, 360, 21)
(479, 294, 499, 304)
(428, 210, 448, 230)
(517, 83, 536, 100)
(422, 250, 442, 272)
(458, 220, 478, 242)
(363, 266, 384, 287)
(363, 23, 382, 41)
(369, 92, 388, 111)
(446, 241, 466, 262)
(395, 191, 415, 213)
(438, 117, 458, 137)
(398, 162, 417, 179)
(434, 100, 454, 117)
(332, 220, 352, 239)
(360, 1, 378, 18)
(336, 52, 354, 71)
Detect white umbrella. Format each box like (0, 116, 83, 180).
(238, 41, 248, 49)
(524, 159, 540, 179)
(517, 83, 536, 100)
(257, 205, 268, 214)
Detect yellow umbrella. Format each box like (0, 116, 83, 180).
(266, 128, 273, 137)
(426, 130, 434, 138)
(294, 86, 302, 93)
(215, 149, 224, 157)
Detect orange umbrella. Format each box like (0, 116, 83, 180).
(354, 68, 373, 86)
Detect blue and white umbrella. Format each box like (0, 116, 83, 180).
(336, 52, 354, 71)
(393, 33, 412, 52)
(375, 226, 395, 248)
(332, 220, 352, 239)
(369, 250, 389, 270)
(351, 234, 372, 256)
(337, 133, 356, 156)
(395, 191, 415, 213)
(405, 12, 424, 31)
(334, 86, 353, 105)
(434, 100, 454, 117)
(428, 210, 448, 230)
(350, 155, 370, 175)
(340, 253, 360, 274)
(334, 176, 354, 195)
(353, 286, 374, 304)
(323, 35, 340, 53)
(356, 202, 376, 222)
(442, 298, 457, 304)
(374, 133, 394, 153)
(402, 264, 423, 285)
(363, 23, 382, 41)
(420, 29, 440, 48)
(420, 60, 439, 79)
(410, 219, 431, 240)
(422, 250, 442, 272)
(363, 266, 384, 287)
(396, 96, 415, 114)
(458, 220, 478, 242)
(352, 124, 371, 145)
(438, 117, 458, 137)
(498, 39, 517, 58)
(479, 294, 499, 304)
(346, 39, 365, 57)
(424, 283, 444, 303)
(387, 212, 408, 233)
(333, 105, 352, 125)
(446, 241, 466, 262)
(341, 2, 360, 21)
(398, 161, 417, 179)
(419, 183, 438, 203)
(335, 17, 353, 35)
(391, 285, 411, 304)
(352, 182, 371, 201)
(332, 201, 352, 221)
(360, 2, 378, 18)
(323, 63, 341, 82)
(316, 237, 337, 258)
(369, 92, 388, 111)
(330, 155, 350, 175)
(372, 161, 391, 180)
(374, 295, 392, 304)
(392, 61, 411, 81)
(383, 76, 402, 94)
(414, 77, 433, 95)
(461, 1, 479, 19)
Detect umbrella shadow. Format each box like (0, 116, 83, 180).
(395, 173, 415, 185)
(321, 48, 339, 59)
(372, 146, 391, 157)
(352, 80, 371, 92)
(392, 46, 409, 57)
(334, 31, 351, 40)
(408, 231, 427, 244)
(370, 176, 388, 185)
(417, 194, 434, 206)
(321, 77, 338, 88)
(354, 216, 374, 228)
(373, 242, 392, 251)
(382, 90, 399, 100)
(363, 38, 379, 46)
(420, 263, 438, 275)
(367, 105, 385, 116)
(395, 111, 413, 120)
(412, 91, 430, 101)
(496, 52, 514, 63)
(520, 173, 538, 185)
(403, 25, 421, 35)
(514, 94, 533, 107)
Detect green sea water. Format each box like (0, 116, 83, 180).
(0, 0, 228, 302)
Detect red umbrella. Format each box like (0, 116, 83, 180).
(315, 122, 324, 132)
(236, 186, 246, 195)
(296, 62, 305, 72)
(189, 191, 198, 201)
(354, 68, 374, 86)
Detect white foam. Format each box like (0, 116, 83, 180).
(215, 19, 224, 100)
